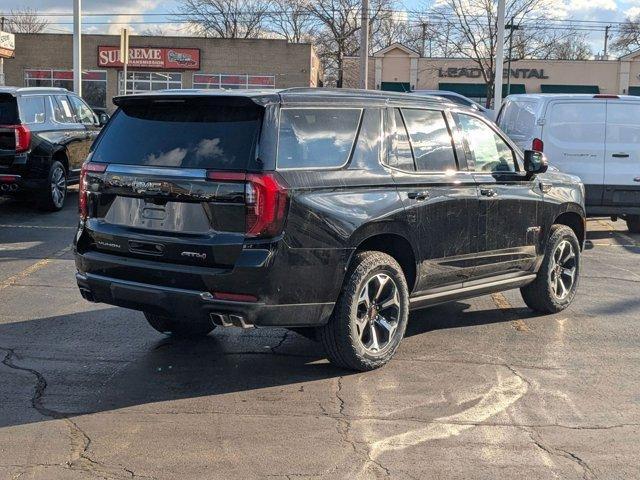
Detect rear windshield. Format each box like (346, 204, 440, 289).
(0, 94, 19, 124)
(92, 97, 263, 170)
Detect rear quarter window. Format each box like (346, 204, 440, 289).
(19, 96, 46, 124)
(277, 108, 362, 169)
(499, 100, 536, 138)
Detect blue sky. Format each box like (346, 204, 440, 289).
(1, 0, 636, 55)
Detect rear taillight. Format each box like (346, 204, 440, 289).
(0, 124, 31, 153)
(532, 138, 544, 152)
(206, 171, 289, 238)
(79, 162, 107, 220)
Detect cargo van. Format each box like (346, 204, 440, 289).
(497, 94, 640, 232)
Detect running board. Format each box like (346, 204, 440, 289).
(409, 274, 537, 310)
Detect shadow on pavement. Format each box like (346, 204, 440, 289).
(0, 298, 541, 429)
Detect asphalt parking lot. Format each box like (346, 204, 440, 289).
(1, 193, 639, 480)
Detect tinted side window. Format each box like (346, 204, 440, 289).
(19, 96, 46, 124)
(277, 108, 361, 169)
(0, 95, 19, 124)
(386, 108, 415, 171)
(52, 95, 75, 123)
(402, 109, 457, 172)
(69, 95, 96, 125)
(457, 114, 516, 173)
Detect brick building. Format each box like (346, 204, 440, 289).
(4, 33, 321, 112)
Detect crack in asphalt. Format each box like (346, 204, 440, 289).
(525, 426, 598, 480)
(0, 346, 156, 480)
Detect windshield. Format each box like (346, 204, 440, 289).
(92, 97, 263, 170)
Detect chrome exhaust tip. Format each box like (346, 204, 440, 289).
(209, 313, 255, 329)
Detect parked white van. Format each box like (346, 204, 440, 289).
(497, 94, 640, 232)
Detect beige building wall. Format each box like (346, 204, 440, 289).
(344, 43, 640, 95)
(5, 33, 320, 111)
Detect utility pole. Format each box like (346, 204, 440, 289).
(493, 0, 506, 113)
(505, 18, 520, 97)
(359, 0, 369, 89)
(421, 22, 427, 57)
(73, 0, 82, 96)
(604, 25, 611, 57)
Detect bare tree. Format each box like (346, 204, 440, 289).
(4, 8, 49, 34)
(544, 33, 592, 60)
(268, 0, 316, 43)
(140, 26, 169, 37)
(612, 17, 640, 55)
(175, 0, 272, 38)
(428, 0, 575, 106)
(307, 0, 389, 87)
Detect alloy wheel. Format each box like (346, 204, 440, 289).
(51, 166, 66, 208)
(355, 273, 401, 353)
(549, 240, 577, 300)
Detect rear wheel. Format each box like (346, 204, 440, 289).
(626, 215, 640, 233)
(39, 161, 67, 211)
(318, 251, 409, 371)
(520, 225, 581, 313)
(144, 312, 215, 337)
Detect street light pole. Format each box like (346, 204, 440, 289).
(359, 0, 369, 89)
(505, 18, 520, 98)
(73, 0, 82, 96)
(493, 0, 506, 113)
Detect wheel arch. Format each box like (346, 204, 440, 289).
(553, 210, 586, 250)
(350, 232, 418, 294)
(51, 148, 69, 174)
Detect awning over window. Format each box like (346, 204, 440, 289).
(438, 83, 525, 97)
(628, 86, 640, 96)
(381, 82, 411, 92)
(540, 84, 600, 94)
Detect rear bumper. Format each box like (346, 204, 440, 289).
(77, 272, 335, 327)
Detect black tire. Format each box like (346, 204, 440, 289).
(318, 251, 409, 371)
(38, 161, 67, 211)
(144, 312, 215, 337)
(520, 225, 581, 314)
(626, 215, 640, 233)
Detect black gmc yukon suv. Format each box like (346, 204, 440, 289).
(0, 87, 103, 210)
(75, 88, 585, 371)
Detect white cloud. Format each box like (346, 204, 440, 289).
(625, 5, 640, 16)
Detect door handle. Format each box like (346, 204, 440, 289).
(612, 153, 630, 158)
(407, 191, 429, 201)
(480, 188, 497, 197)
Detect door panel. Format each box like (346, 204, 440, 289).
(386, 107, 479, 293)
(543, 101, 606, 204)
(393, 172, 480, 292)
(455, 113, 542, 280)
(603, 101, 640, 206)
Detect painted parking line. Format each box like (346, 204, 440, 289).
(0, 224, 76, 230)
(0, 244, 73, 291)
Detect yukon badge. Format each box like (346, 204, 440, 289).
(181, 251, 207, 261)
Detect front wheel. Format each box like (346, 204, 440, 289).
(144, 312, 215, 337)
(318, 251, 409, 371)
(626, 215, 640, 233)
(39, 161, 67, 211)
(520, 225, 581, 313)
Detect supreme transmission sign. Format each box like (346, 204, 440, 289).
(98, 46, 200, 70)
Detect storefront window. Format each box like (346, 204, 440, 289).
(193, 73, 275, 90)
(118, 71, 182, 94)
(24, 69, 107, 109)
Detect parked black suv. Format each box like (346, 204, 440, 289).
(0, 87, 104, 210)
(74, 88, 585, 371)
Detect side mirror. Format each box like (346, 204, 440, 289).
(524, 150, 548, 175)
(98, 113, 110, 127)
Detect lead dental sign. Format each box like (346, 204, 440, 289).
(98, 46, 200, 70)
(438, 67, 549, 79)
